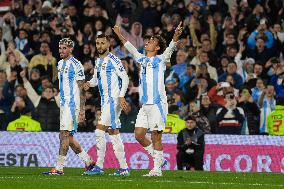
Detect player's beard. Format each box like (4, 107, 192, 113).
(97, 49, 108, 55)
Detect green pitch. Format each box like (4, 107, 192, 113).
(0, 167, 283, 189)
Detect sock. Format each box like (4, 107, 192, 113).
(109, 134, 128, 169)
(143, 143, 154, 157)
(77, 149, 93, 166)
(95, 129, 106, 169)
(55, 155, 66, 171)
(153, 150, 163, 171)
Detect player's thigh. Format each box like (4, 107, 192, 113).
(148, 103, 167, 132)
(100, 101, 121, 129)
(135, 106, 149, 130)
(60, 106, 74, 132)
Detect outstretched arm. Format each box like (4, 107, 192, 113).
(113, 25, 144, 61)
(162, 22, 183, 63)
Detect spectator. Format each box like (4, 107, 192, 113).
(200, 94, 219, 134)
(190, 51, 218, 82)
(179, 64, 195, 91)
(237, 87, 260, 135)
(21, 70, 59, 131)
(179, 100, 210, 134)
(0, 27, 8, 55)
(267, 97, 284, 135)
(28, 41, 57, 81)
(216, 92, 245, 135)
(119, 97, 138, 133)
(251, 78, 265, 103)
(7, 111, 41, 132)
(218, 61, 243, 89)
(258, 85, 276, 135)
(14, 29, 30, 56)
(172, 49, 188, 76)
(176, 116, 204, 171)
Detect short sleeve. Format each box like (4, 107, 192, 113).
(76, 62, 85, 81)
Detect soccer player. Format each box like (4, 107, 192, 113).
(113, 22, 183, 176)
(42, 38, 94, 175)
(83, 34, 130, 176)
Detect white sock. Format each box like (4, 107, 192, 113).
(77, 149, 93, 166)
(153, 150, 163, 171)
(110, 134, 128, 169)
(55, 155, 66, 171)
(95, 129, 106, 169)
(143, 143, 154, 157)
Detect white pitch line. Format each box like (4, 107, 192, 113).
(0, 176, 283, 187)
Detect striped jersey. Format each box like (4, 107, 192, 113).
(57, 56, 85, 108)
(88, 53, 129, 105)
(124, 40, 176, 105)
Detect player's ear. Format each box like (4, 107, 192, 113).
(155, 46, 160, 51)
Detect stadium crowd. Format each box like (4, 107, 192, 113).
(0, 0, 284, 136)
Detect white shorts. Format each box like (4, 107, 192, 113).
(60, 105, 79, 135)
(135, 102, 168, 131)
(98, 100, 121, 129)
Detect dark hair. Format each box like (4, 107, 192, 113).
(185, 115, 196, 122)
(41, 75, 51, 82)
(96, 33, 110, 41)
(152, 35, 166, 54)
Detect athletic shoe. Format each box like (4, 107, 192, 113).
(143, 170, 162, 177)
(42, 168, 64, 175)
(83, 165, 104, 175)
(109, 168, 130, 176)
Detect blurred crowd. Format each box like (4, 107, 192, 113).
(0, 0, 284, 135)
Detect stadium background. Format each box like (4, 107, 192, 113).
(0, 0, 284, 178)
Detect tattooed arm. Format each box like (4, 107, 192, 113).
(77, 80, 86, 123)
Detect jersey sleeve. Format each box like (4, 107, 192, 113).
(112, 59, 129, 97)
(75, 62, 85, 81)
(124, 41, 144, 63)
(160, 40, 177, 65)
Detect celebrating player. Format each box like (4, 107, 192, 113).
(42, 38, 94, 175)
(113, 22, 183, 176)
(83, 34, 130, 176)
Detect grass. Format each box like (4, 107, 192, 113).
(0, 167, 283, 189)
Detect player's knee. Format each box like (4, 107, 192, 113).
(59, 130, 70, 140)
(135, 132, 145, 142)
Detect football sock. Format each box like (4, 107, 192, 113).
(77, 149, 93, 166)
(55, 155, 66, 171)
(153, 150, 163, 171)
(143, 143, 154, 157)
(110, 134, 128, 169)
(95, 129, 106, 169)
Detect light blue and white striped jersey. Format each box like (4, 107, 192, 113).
(57, 56, 85, 108)
(88, 53, 129, 105)
(124, 40, 176, 105)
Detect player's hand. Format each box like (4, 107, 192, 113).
(173, 22, 183, 42)
(119, 97, 127, 112)
(84, 82, 90, 91)
(112, 25, 121, 36)
(78, 110, 85, 124)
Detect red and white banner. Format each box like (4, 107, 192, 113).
(0, 132, 284, 172)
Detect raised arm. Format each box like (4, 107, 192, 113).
(112, 25, 144, 61)
(20, 69, 41, 107)
(161, 22, 183, 63)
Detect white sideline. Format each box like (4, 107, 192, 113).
(0, 176, 283, 187)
